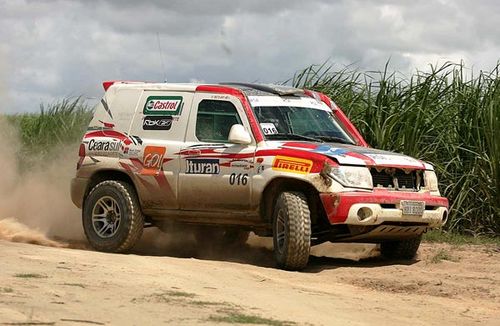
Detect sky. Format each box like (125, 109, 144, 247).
(1, 0, 499, 113)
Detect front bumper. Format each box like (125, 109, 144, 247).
(320, 190, 449, 228)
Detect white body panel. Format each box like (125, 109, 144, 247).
(73, 82, 447, 233)
(178, 92, 256, 211)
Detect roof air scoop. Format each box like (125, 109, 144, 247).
(221, 82, 304, 96)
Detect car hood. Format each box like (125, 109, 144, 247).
(276, 141, 428, 169)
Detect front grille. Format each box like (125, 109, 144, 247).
(397, 173, 416, 189)
(371, 169, 393, 188)
(370, 168, 424, 191)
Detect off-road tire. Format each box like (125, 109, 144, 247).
(194, 227, 249, 247)
(272, 191, 311, 271)
(380, 235, 422, 260)
(83, 180, 144, 253)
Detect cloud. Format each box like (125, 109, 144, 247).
(0, 0, 499, 112)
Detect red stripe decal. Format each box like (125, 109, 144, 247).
(282, 142, 318, 149)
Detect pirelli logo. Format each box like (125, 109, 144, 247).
(272, 156, 313, 174)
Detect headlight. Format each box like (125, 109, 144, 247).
(424, 170, 440, 193)
(328, 165, 373, 189)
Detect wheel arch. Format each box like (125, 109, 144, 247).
(85, 169, 137, 201)
(259, 177, 328, 229)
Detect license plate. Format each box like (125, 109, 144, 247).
(401, 200, 425, 215)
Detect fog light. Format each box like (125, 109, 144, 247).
(357, 207, 373, 221)
(442, 210, 448, 224)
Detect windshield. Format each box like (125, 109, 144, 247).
(253, 106, 355, 144)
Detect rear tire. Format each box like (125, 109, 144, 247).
(83, 180, 144, 253)
(380, 235, 422, 260)
(272, 191, 311, 271)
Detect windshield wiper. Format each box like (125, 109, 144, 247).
(313, 135, 355, 145)
(266, 133, 323, 142)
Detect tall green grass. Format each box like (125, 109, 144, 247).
(292, 62, 500, 235)
(4, 97, 93, 167)
(2, 63, 498, 235)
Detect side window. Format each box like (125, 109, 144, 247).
(196, 100, 242, 142)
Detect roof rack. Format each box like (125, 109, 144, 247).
(221, 82, 304, 96)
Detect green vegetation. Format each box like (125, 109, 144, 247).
(130, 289, 292, 325)
(4, 97, 92, 168)
(293, 62, 500, 235)
(208, 312, 295, 325)
(131, 289, 198, 304)
(430, 248, 460, 263)
(62, 283, 86, 288)
(191, 300, 224, 306)
(164, 290, 197, 298)
(1, 287, 13, 293)
(14, 273, 48, 279)
(424, 229, 500, 245)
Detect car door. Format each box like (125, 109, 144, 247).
(127, 90, 194, 210)
(178, 93, 256, 212)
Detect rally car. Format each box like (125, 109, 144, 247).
(71, 81, 449, 270)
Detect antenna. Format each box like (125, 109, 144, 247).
(156, 32, 167, 82)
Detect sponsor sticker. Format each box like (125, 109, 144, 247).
(120, 147, 141, 159)
(272, 155, 313, 174)
(230, 162, 252, 169)
(314, 145, 348, 156)
(142, 146, 166, 175)
(143, 116, 173, 130)
(260, 123, 278, 135)
(143, 96, 183, 115)
(211, 95, 230, 100)
(186, 159, 220, 174)
(87, 139, 121, 153)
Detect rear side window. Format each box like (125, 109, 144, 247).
(196, 100, 242, 142)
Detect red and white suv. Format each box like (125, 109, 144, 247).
(71, 81, 449, 270)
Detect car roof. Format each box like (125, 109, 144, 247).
(104, 81, 305, 98)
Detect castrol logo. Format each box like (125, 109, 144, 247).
(143, 96, 183, 115)
(146, 99, 179, 111)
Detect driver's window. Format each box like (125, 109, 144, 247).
(196, 100, 242, 142)
(253, 106, 289, 133)
(287, 108, 322, 133)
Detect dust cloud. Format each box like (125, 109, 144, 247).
(0, 112, 83, 246)
(0, 49, 82, 246)
(0, 217, 67, 247)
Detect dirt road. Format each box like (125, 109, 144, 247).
(1, 233, 499, 325)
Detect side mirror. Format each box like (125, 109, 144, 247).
(228, 124, 252, 145)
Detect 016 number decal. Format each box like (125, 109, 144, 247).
(229, 173, 248, 186)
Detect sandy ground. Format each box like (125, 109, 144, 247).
(0, 233, 499, 326)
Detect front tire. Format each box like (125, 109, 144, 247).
(83, 180, 144, 253)
(380, 235, 422, 260)
(272, 192, 311, 271)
